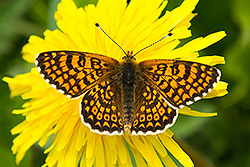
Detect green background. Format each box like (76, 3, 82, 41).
(0, 0, 249, 166)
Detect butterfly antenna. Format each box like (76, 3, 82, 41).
(95, 23, 127, 56)
(133, 32, 173, 57)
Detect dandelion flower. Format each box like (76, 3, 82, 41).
(3, 0, 228, 166)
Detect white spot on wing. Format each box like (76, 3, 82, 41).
(37, 66, 41, 73)
(45, 79, 50, 83)
(194, 96, 201, 101)
(215, 68, 221, 83)
(35, 60, 39, 66)
(208, 88, 212, 93)
(35, 53, 40, 60)
(51, 84, 57, 89)
(217, 68, 221, 77)
(212, 82, 217, 88)
(57, 89, 65, 94)
(202, 92, 208, 97)
(186, 101, 193, 105)
(179, 104, 185, 108)
(66, 94, 72, 98)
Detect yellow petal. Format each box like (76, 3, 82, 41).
(95, 137, 105, 167)
(169, 31, 227, 59)
(147, 135, 168, 157)
(179, 107, 217, 117)
(128, 136, 163, 166)
(194, 55, 225, 66)
(165, 0, 199, 30)
(204, 81, 229, 98)
(116, 137, 132, 166)
(159, 133, 194, 167)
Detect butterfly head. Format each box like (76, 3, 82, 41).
(122, 51, 136, 61)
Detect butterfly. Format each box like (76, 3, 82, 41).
(35, 49, 221, 135)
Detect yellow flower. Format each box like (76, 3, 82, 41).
(3, 0, 228, 166)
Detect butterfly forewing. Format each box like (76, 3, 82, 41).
(139, 59, 221, 108)
(132, 80, 178, 135)
(35, 51, 119, 98)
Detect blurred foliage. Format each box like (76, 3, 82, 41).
(1, 0, 249, 167)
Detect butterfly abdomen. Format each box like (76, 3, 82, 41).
(120, 58, 138, 133)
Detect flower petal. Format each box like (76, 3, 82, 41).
(179, 107, 217, 117)
(158, 132, 194, 167)
(194, 55, 225, 66)
(168, 31, 227, 60)
(204, 81, 229, 98)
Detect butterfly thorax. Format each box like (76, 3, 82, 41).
(119, 55, 139, 134)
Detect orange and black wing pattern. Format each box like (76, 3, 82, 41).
(132, 80, 177, 135)
(138, 59, 221, 109)
(35, 51, 119, 98)
(80, 79, 124, 135)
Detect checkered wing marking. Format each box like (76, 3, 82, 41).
(139, 59, 221, 108)
(80, 79, 124, 135)
(35, 51, 119, 98)
(131, 81, 177, 135)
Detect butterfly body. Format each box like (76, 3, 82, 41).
(35, 51, 221, 135)
(119, 54, 139, 133)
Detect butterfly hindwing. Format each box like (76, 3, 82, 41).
(35, 51, 119, 98)
(139, 59, 221, 108)
(131, 80, 177, 135)
(80, 79, 124, 135)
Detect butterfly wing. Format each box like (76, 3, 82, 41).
(36, 51, 123, 135)
(138, 59, 221, 108)
(80, 79, 124, 135)
(35, 51, 119, 98)
(131, 80, 177, 135)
